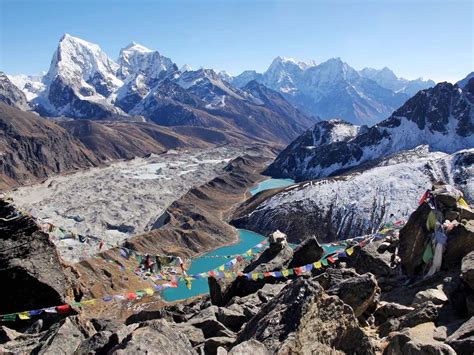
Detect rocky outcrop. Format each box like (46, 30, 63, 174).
(236, 278, 375, 354)
(0, 200, 74, 317)
(399, 184, 474, 276)
(461, 251, 474, 289)
(446, 316, 474, 354)
(0, 103, 101, 190)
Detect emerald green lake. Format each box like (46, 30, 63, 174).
(162, 229, 265, 301)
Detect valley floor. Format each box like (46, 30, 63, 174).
(8, 145, 251, 262)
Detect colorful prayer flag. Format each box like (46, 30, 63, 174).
(19, 312, 30, 320)
(347, 247, 354, 256)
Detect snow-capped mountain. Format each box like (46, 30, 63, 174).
(359, 67, 435, 96)
(0, 72, 29, 110)
(7, 73, 45, 101)
(36, 34, 125, 119)
(266, 79, 474, 181)
(7, 34, 316, 142)
(232, 57, 434, 125)
(235, 146, 474, 243)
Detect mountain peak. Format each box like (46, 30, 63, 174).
(121, 42, 153, 54)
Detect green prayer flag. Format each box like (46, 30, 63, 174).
(2, 314, 16, 321)
(422, 243, 434, 264)
(322, 259, 329, 266)
(426, 210, 437, 232)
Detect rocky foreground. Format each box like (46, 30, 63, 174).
(1, 184, 474, 354)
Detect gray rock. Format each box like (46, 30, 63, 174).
(288, 236, 324, 268)
(444, 221, 474, 269)
(327, 272, 380, 317)
(398, 203, 433, 276)
(346, 240, 394, 278)
(32, 316, 95, 354)
(75, 331, 119, 354)
(228, 340, 269, 355)
(459, 205, 474, 220)
(217, 307, 247, 332)
(24, 319, 43, 334)
(446, 316, 474, 355)
(172, 323, 205, 347)
(187, 307, 234, 339)
(384, 322, 456, 355)
(413, 288, 448, 305)
(461, 251, 474, 290)
(0, 326, 21, 344)
(237, 278, 374, 354)
(112, 319, 194, 354)
(204, 336, 236, 355)
(373, 302, 415, 325)
(379, 302, 439, 337)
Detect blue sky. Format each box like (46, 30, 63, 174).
(1, 0, 472, 82)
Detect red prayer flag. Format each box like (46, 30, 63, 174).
(419, 190, 430, 205)
(127, 292, 137, 300)
(56, 304, 71, 314)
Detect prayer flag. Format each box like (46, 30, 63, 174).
(274, 271, 283, 277)
(29, 309, 43, 316)
(154, 285, 163, 291)
(127, 292, 137, 300)
(305, 264, 314, 271)
(347, 247, 354, 256)
(313, 261, 322, 269)
(321, 259, 328, 266)
(103, 296, 113, 302)
(185, 278, 192, 289)
(82, 300, 96, 306)
(294, 267, 303, 275)
(287, 269, 294, 276)
(218, 265, 225, 271)
(282, 269, 289, 277)
(458, 198, 469, 208)
(19, 312, 30, 320)
(252, 273, 259, 280)
(327, 256, 336, 263)
(56, 305, 71, 314)
(44, 307, 57, 313)
(144, 288, 154, 296)
(2, 314, 16, 321)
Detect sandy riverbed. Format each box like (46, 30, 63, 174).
(9, 146, 251, 262)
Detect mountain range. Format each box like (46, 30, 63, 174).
(6, 34, 315, 144)
(230, 56, 435, 125)
(7, 34, 436, 135)
(266, 79, 474, 181)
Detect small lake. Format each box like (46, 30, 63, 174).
(162, 229, 265, 301)
(250, 178, 295, 195)
(162, 228, 345, 301)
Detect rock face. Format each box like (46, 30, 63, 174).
(266, 79, 474, 181)
(0, 72, 29, 110)
(236, 278, 374, 354)
(0, 103, 101, 190)
(0, 200, 73, 316)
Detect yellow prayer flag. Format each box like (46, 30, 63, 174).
(313, 261, 322, 269)
(144, 288, 154, 296)
(251, 273, 259, 280)
(19, 312, 30, 320)
(458, 197, 469, 208)
(82, 299, 96, 306)
(347, 247, 354, 256)
(246, 250, 253, 256)
(224, 272, 232, 278)
(282, 269, 289, 277)
(218, 265, 225, 271)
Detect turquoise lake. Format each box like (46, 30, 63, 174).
(162, 229, 265, 301)
(250, 178, 295, 195)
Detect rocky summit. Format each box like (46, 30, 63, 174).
(2, 182, 474, 354)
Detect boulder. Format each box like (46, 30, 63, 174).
(204, 336, 236, 355)
(31, 316, 95, 354)
(217, 307, 247, 332)
(112, 319, 194, 354)
(312, 267, 359, 289)
(384, 322, 456, 355)
(379, 301, 439, 337)
(237, 278, 375, 354)
(373, 302, 415, 325)
(75, 331, 119, 354)
(172, 323, 205, 347)
(398, 203, 433, 276)
(444, 221, 474, 269)
(227, 340, 269, 355)
(346, 240, 394, 278)
(446, 316, 474, 355)
(0, 326, 21, 344)
(461, 251, 474, 290)
(288, 236, 324, 268)
(327, 273, 380, 317)
(459, 205, 474, 220)
(187, 306, 234, 339)
(413, 288, 448, 305)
